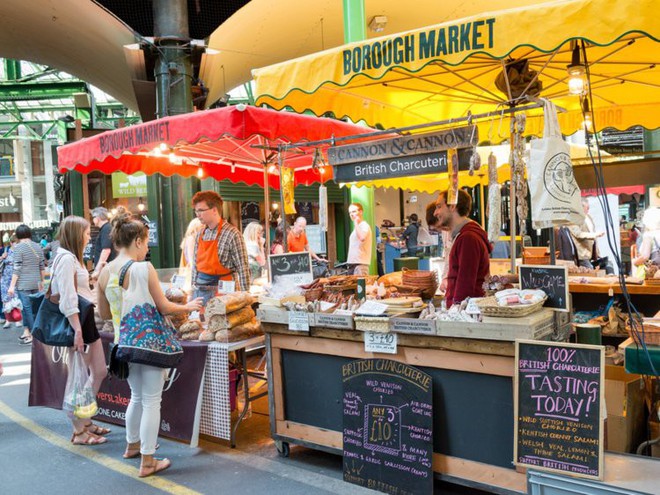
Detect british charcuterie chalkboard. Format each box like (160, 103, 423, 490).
(343, 359, 433, 495)
(514, 340, 604, 480)
(519, 265, 569, 311)
(268, 252, 313, 285)
(241, 201, 261, 230)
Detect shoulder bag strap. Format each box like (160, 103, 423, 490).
(118, 260, 135, 288)
(47, 253, 78, 301)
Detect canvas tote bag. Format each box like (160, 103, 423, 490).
(527, 99, 584, 229)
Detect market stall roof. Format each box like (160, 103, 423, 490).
(57, 105, 374, 188)
(252, 0, 660, 139)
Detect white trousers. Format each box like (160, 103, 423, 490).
(125, 363, 167, 455)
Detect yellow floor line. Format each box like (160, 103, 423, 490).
(0, 400, 201, 495)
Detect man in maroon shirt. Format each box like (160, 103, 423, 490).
(434, 189, 491, 307)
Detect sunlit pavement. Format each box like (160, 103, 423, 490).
(0, 326, 488, 494)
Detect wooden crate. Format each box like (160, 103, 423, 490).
(436, 309, 555, 341)
(256, 306, 313, 326)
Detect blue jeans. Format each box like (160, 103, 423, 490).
(17, 289, 39, 329)
(193, 272, 220, 306)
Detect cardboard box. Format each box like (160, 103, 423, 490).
(605, 365, 646, 453)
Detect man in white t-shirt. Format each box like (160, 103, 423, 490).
(346, 202, 372, 276)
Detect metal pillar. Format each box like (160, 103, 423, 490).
(343, 0, 377, 274)
(151, 0, 197, 268)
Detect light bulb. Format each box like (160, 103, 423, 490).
(197, 167, 204, 178)
(568, 75, 586, 96)
(272, 202, 279, 210)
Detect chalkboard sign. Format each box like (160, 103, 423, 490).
(519, 265, 569, 312)
(147, 221, 158, 247)
(268, 252, 313, 285)
(343, 359, 433, 494)
(514, 340, 604, 480)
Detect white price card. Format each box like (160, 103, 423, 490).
(355, 300, 388, 316)
(364, 331, 397, 354)
(288, 311, 310, 332)
(217, 280, 236, 293)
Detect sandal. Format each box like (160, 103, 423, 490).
(139, 457, 171, 478)
(71, 429, 107, 446)
(85, 422, 111, 436)
(124, 442, 159, 459)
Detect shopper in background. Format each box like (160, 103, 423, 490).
(191, 191, 250, 303)
(50, 216, 107, 445)
(434, 189, 491, 307)
(90, 207, 117, 281)
(270, 226, 285, 255)
(633, 207, 660, 268)
(97, 212, 202, 477)
(7, 225, 45, 344)
(346, 202, 372, 276)
(426, 201, 452, 292)
(375, 225, 385, 277)
(0, 235, 18, 327)
(400, 213, 419, 257)
(568, 198, 605, 269)
(243, 222, 266, 280)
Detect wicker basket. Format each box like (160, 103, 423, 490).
(477, 296, 547, 318)
(402, 268, 438, 299)
(354, 316, 390, 332)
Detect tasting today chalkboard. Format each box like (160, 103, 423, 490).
(519, 264, 569, 311)
(514, 340, 604, 480)
(342, 359, 433, 495)
(268, 252, 313, 285)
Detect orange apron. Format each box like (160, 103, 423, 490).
(196, 223, 233, 282)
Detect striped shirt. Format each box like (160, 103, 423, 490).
(12, 240, 45, 290)
(191, 221, 251, 291)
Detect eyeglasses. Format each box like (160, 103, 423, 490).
(193, 207, 212, 215)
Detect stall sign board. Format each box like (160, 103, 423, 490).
(390, 318, 436, 336)
(288, 311, 310, 332)
(519, 265, 569, 312)
(342, 359, 433, 495)
(305, 224, 327, 254)
(514, 340, 604, 480)
(364, 332, 398, 354)
(268, 252, 313, 285)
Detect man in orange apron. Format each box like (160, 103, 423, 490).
(191, 191, 250, 305)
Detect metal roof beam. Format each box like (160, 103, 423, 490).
(0, 81, 89, 102)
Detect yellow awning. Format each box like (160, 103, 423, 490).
(254, 0, 660, 138)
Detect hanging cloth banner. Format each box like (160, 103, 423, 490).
(319, 185, 328, 232)
(281, 167, 296, 215)
(527, 100, 585, 229)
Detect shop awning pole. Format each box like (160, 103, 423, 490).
(264, 164, 271, 249)
(509, 116, 517, 274)
(279, 148, 288, 252)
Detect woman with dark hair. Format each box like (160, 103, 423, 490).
(50, 216, 107, 444)
(0, 235, 18, 327)
(7, 224, 45, 344)
(270, 226, 285, 255)
(97, 211, 202, 477)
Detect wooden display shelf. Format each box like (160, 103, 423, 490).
(569, 282, 660, 295)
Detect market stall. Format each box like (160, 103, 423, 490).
(250, 0, 660, 491)
(53, 105, 379, 444)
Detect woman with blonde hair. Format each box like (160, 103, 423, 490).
(50, 215, 108, 444)
(98, 212, 202, 477)
(633, 207, 660, 269)
(243, 222, 266, 281)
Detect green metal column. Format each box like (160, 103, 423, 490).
(343, 0, 377, 273)
(3, 59, 21, 80)
(151, 0, 197, 268)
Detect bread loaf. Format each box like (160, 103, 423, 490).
(199, 330, 216, 342)
(215, 318, 262, 342)
(208, 306, 255, 331)
(180, 330, 201, 341)
(206, 292, 254, 318)
(179, 320, 202, 334)
(165, 287, 187, 303)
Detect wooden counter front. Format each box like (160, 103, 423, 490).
(264, 324, 528, 494)
(570, 282, 660, 295)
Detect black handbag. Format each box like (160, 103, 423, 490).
(30, 254, 95, 347)
(107, 342, 129, 380)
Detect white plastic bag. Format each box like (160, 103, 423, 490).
(63, 351, 98, 419)
(527, 99, 585, 229)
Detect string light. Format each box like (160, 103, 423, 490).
(197, 166, 204, 178)
(567, 41, 587, 96)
